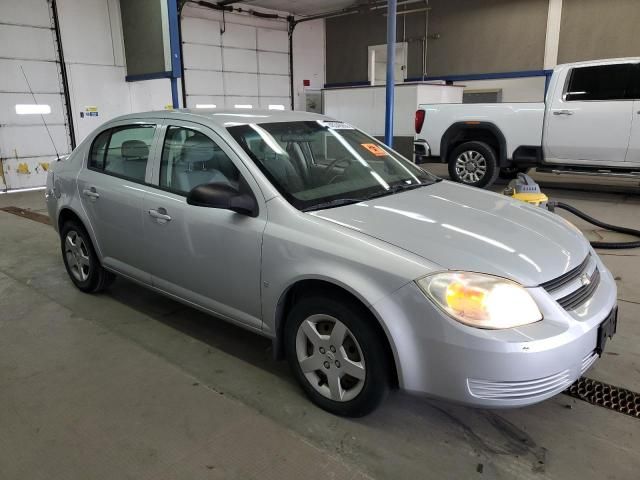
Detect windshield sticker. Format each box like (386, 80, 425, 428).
(360, 143, 387, 156)
(317, 120, 354, 130)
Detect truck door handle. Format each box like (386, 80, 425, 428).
(82, 187, 100, 199)
(149, 207, 171, 223)
(553, 110, 574, 116)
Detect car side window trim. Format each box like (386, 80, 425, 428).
(86, 122, 160, 185)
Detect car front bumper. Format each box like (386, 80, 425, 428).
(373, 258, 618, 408)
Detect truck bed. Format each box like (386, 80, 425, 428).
(419, 102, 545, 159)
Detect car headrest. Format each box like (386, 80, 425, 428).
(121, 140, 149, 159)
(182, 134, 213, 164)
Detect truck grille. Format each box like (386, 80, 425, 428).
(540, 253, 600, 311)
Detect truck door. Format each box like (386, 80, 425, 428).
(544, 63, 635, 164)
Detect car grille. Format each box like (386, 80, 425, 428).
(540, 254, 591, 291)
(467, 370, 573, 400)
(581, 350, 599, 375)
(540, 253, 600, 311)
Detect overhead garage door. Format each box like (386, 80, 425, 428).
(0, 0, 72, 191)
(182, 12, 291, 110)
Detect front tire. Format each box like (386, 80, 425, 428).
(60, 220, 115, 293)
(448, 141, 499, 188)
(284, 295, 390, 417)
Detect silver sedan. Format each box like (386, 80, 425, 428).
(46, 109, 618, 416)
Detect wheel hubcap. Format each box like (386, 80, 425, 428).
(295, 314, 366, 402)
(64, 231, 90, 282)
(455, 150, 487, 184)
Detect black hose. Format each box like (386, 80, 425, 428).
(548, 201, 640, 249)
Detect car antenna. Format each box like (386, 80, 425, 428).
(19, 65, 61, 161)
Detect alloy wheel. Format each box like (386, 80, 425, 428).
(295, 314, 366, 402)
(64, 230, 91, 282)
(455, 150, 487, 183)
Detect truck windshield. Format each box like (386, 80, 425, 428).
(227, 120, 437, 211)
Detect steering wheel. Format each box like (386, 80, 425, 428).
(323, 157, 354, 184)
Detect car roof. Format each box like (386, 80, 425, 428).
(106, 108, 332, 127)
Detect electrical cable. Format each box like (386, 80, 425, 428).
(547, 201, 640, 249)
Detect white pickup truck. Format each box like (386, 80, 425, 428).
(414, 58, 640, 187)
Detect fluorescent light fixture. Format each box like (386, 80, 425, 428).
(15, 104, 51, 115)
(268, 104, 285, 110)
(0, 186, 47, 195)
(234, 104, 253, 109)
(195, 104, 216, 108)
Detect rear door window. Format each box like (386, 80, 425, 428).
(565, 64, 636, 101)
(88, 124, 156, 183)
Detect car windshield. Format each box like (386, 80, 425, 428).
(227, 120, 438, 211)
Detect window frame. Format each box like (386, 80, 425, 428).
(148, 120, 262, 209)
(562, 62, 639, 102)
(155, 123, 242, 197)
(87, 121, 159, 185)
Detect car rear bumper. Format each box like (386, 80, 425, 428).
(373, 261, 618, 407)
(413, 139, 431, 163)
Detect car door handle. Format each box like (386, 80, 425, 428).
(553, 110, 574, 116)
(82, 187, 100, 199)
(148, 208, 171, 223)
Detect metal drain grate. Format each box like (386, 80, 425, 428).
(565, 377, 640, 418)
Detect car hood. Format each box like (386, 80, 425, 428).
(309, 181, 590, 286)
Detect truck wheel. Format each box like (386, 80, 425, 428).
(499, 167, 529, 180)
(448, 141, 499, 188)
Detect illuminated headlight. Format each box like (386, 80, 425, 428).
(415, 272, 543, 329)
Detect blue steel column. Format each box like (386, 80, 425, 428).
(167, 0, 181, 109)
(384, 0, 397, 147)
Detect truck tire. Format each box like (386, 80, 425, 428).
(448, 141, 499, 188)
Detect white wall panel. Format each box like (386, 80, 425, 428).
(0, 94, 65, 126)
(67, 63, 130, 141)
(181, 7, 291, 110)
(0, 125, 69, 158)
(223, 48, 258, 73)
(57, 0, 116, 66)
(259, 75, 289, 97)
(258, 51, 288, 75)
(129, 79, 174, 112)
(183, 43, 222, 70)
(0, 59, 61, 93)
(0, 25, 56, 60)
(184, 70, 224, 96)
(222, 23, 257, 49)
(224, 97, 257, 109)
(223, 73, 259, 96)
(185, 95, 225, 108)
(182, 17, 221, 45)
(258, 97, 290, 110)
(257, 28, 288, 52)
(0, 0, 51, 27)
(1, 156, 56, 190)
(292, 19, 325, 111)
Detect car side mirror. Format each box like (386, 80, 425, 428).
(186, 183, 258, 217)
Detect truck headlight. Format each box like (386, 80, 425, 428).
(416, 272, 543, 329)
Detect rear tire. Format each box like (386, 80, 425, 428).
(284, 295, 390, 417)
(60, 220, 115, 293)
(448, 141, 499, 188)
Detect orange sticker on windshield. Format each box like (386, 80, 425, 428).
(361, 143, 387, 156)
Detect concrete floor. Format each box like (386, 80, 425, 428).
(0, 176, 639, 479)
